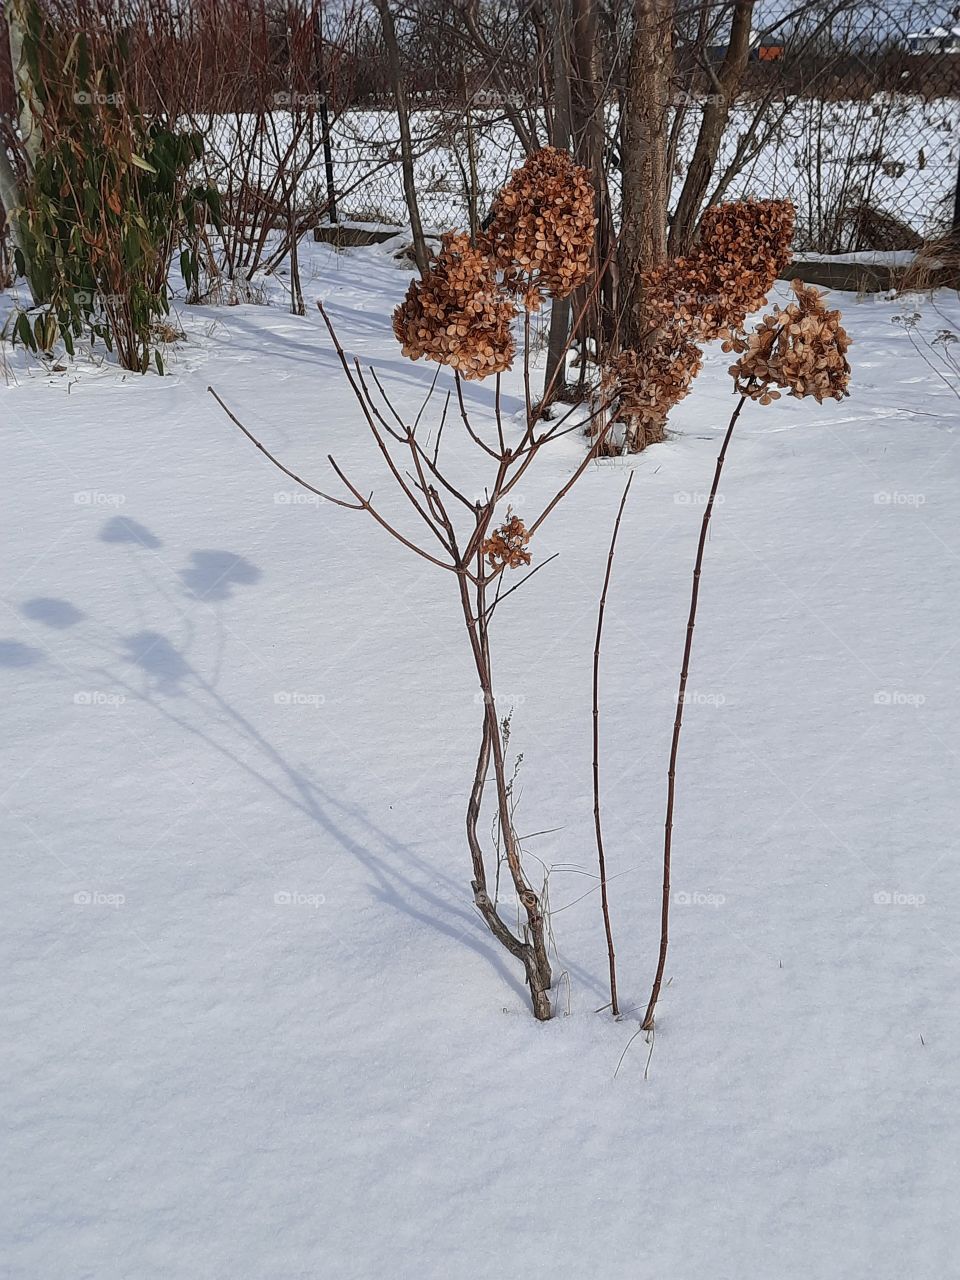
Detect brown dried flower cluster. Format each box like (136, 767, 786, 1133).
(604, 199, 796, 448)
(483, 147, 596, 304)
(392, 232, 516, 380)
(392, 149, 596, 380)
(482, 513, 532, 570)
(641, 200, 796, 345)
(602, 336, 704, 449)
(729, 280, 852, 404)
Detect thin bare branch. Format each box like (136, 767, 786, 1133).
(207, 386, 362, 510)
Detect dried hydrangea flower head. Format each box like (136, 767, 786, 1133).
(699, 199, 796, 288)
(482, 512, 532, 570)
(392, 231, 517, 380)
(599, 198, 796, 450)
(730, 279, 852, 404)
(483, 147, 596, 307)
(641, 199, 796, 345)
(599, 334, 703, 452)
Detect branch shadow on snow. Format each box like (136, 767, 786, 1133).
(7, 515, 607, 1007)
(107, 626, 534, 1005)
(179, 550, 262, 601)
(9, 517, 538, 1002)
(220, 302, 527, 422)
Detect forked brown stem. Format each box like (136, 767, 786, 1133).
(212, 287, 615, 1022)
(462, 563, 553, 1018)
(641, 394, 748, 1031)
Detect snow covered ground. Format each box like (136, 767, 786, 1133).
(3, 241, 960, 1277)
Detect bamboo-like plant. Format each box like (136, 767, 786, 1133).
(9, 2, 218, 372)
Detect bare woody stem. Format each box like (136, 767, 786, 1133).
(641, 393, 748, 1032)
(210, 293, 619, 1022)
(461, 559, 553, 1019)
(593, 470, 633, 1018)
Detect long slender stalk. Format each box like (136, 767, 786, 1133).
(593, 471, 633, 1018)
(641, 394, 747, 1031)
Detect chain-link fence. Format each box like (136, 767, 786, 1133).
(325, 2, 960, 256)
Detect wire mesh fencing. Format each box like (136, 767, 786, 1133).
(324, 1, 960, 256)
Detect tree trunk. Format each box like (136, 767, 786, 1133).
(8, 0, 42, 172)
(543, 0, 572, 403)
(618, 0, 673, 348)
(374, 0, 430, 278)
(668, 0, 755, 256)
(2, 0, 41, 300)
(570, 0, 616, 351)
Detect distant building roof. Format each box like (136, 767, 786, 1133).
(906, 24, 960, 39)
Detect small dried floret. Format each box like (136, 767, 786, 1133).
(482, 513, 532, 570)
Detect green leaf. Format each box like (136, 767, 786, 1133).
(16, 313, 37, 350)
(129, 154, 158, 174)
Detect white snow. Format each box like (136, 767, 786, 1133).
(3, 243, 960, 1278)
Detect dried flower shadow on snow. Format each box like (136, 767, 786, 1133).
(21, 598, 86, 629)
(179, 550, 262, 601)
(0, 641, 44, 668)
(99, 517, 163, 549)
(14, 530, 577, 1004)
